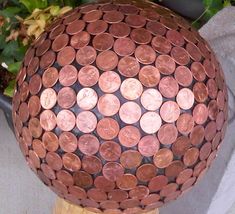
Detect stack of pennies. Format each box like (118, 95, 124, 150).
(12, 0, 228, 213)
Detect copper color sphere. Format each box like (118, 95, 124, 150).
(12, 0, 228, 213)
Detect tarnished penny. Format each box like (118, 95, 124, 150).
(159, 76, 179, 98)
(130, 28, 152, 44)
(57, 87, 76, 109)
(77, 88, 98, 110)
(56, 110, 76, 131)
(103, 10, 124, 23)
(98, 71, 121, 93)
(98, 94, 120, 116)
(70, 31, 90, 49)
(118, 125, 141, 148)
(96, 50, 118, 71)
(59, 132, 77, 153)
(146, 21, 166, 36)
(78, 65, 99, 87)
(116, 174, 137, 190)
(165, 161, 184, 178)
(172, 136, 191, 157)
(76, 111, 97, 133)
(154, 148, 174, 169)
(120, 150, 142, 169)
(190, 125, 205, 146)
(138, 66, 160, 87)
(93, 33, 114, 51)
(76, 46, 97, 66)
(52, 34, 69, 52)
(174, 66, 193, 87)
(102, 162, 124, 181)
(166, 30, 185, 46)
(114, 38, 135, 56)
(87, 20, 108, 35)
(42, 67, 58, 88)
(140, 89, 163, 111)
(82, 155, 102, 174)
(62, 153, 81, 172)
(78, 134, 99, 155)
(155, 55, 176, 75)
(120, 78, 143, 100)
(40, 88, 57, 110)
(138, 135, 160, 157)
(160, 101, 180, 123)
(118, 56, 140, 77)
(94, 176, 115, 192)
(140, 112, 162, 134)
(66, 19, 85, 35)
(99, 141, 121, 161)
(73, 171, 93, 188)
(83, 10, 103, 23)
(109, 22, 131, 38)
(28, 96, 41, 117)
(176, 88, 194, 110)
(157, 124, 178, 145)
(135, 45, 156, 64)
(148, 175, 168, 192)
(176, 113, 194, 134)
(151, 35, 172, 54)
(29, 74, 42, 95)
(119, 102, 141, 124)
(125, 14, 146, 28)
(57, 46, 75, 66)
(59, 65, 78, 87)
(136, 164, 157, 182)
(97, 118, 120, 140)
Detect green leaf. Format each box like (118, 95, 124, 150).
(7, 61, 22, 74)
(0, 7, 21, 18)
(19, 0, 48, 12)
(0, 35, 6, 49)
(4, 79, 16, 97)
(2, 40, 18, 59)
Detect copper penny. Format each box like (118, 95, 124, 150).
(73, 171, 93, 188)
(216, 111, 225, 130)
(118, 56, 140, 77)
(97, 118, 120, 140)
(78, 65, 99, 87)
(66, 20, 85, 35)
(21, 127, 32, 146)
(96, 50, 118, 71)
(46, 151, 63, 171)
(28, 150, 40, 170)
(193, 161, 206, 177)
(176, 88, 194, 110)
(94, 176, 115, 192)
(36, 39, 51, 56)
(141, 194, 160, 206)
(129, 186, 149, 200)
(153, 148, 174, 169)
(56, 110, 76, 131)
(98, 94, 120, 116)
(82, 155, 102, 174)
(68, 185, 87, 199)
(52, 34, 69, 52)
(103, 11, 124, 23)
(181, 177, 196, 191)
(165, 160, 184, 178)
(176, 169, 193, 185)
(87, 188, 107, 202)
(138, 135, 159, 157)
(57, 46, 75, 66)
(204, 59, 216, 78)
(109, 22, 131, 38)
(140, 89, 163, 111)
(87, 20, 108, 35)
(136, 164, 157, 182)
(146, 21, 166, 36)
(155, 55, 176, 75)
(78, 134, 99, 155)
(28, 96, 41, 117)
(190, 125, 205, 146)
(191, 62, 206, 82)
(183, 148, 199, 166)
(140, 112, 162, 134)
(59, 132, 77, 153)
(125, 14, 146, 28)
(205, 121, 217, 141)
(99, 141, 121, 161)
(76, 111, 97, 133)
(116, 174, 137, 190)
(102, 162, 124, 181)
(159, 76, 179, 98)
(157, 124, 178, 145)
(77, 88, 98, 110)
(130, 28, 152, 44)
(42, 67, 59, 88)
(186, 42, 202, 62)
(98, 71, 121, 93)
(19, 81, 29, 102)
(57, 87, 76, 109)
(41, 163, 55, 180)
(120, 199, 140, 209)
(176, 113, 194, 135)
(193, 82, 209, 103)
(171, 46, 190, 65)
(83, 9, 102, 23)
(59, 65, 78, 87)
(207, 79, 218, 99)
(40, 110, 57, 131)
(57, 170, 74, 186)
(151, 35, 172, 54)
(76, 46, 97, 66)
(148, 175, 168, 192)
(32, 139, 46, 158)
(114, 38, 135, 56)
(120, 150, 142, 169)
(172, 136, 191, 157)
(193, 103, 208, 124)
(119, 102, 141, 124)
(27, 57, 39, 76)
(29, 74, 42, 95)
(40, 88, 57, 110)
(119, 4, 139, 15)
(108, 189, 128, 202)
(174, 66, 193, 87)
(42, 131, 59, 152)
(166, 29, 185, 46)
(93, 33, 114, 51)
(160, 16, 178, 30)
(18, 102, 29, 122)
(80, 4, 98, 14)
(135, 45, 156, 64)
(70, 31, 90, 49)
(138, 66, 160, 87)
(120, 78, 143, 100)
(160, 101, 180, 123)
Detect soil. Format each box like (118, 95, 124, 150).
(0, 65, 16, 94)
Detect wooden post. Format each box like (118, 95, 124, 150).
(53, 197, 159, 214)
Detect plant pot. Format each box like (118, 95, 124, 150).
(159, 0, 204, 20)
(0, 93, 14, 132)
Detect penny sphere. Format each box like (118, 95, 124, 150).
(12, 0, 228, 213)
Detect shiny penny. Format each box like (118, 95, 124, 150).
(56, 110, 76, 131)
(160, 101, 180, 123)
(157, 124, 178, 145)
(76, 46, 97, 66)
(40, 88, 57, 110)
(59, 65, 78, 87)
(159, 76, 179, 98)
(176, 88, 195, 110)
(138, 135, 160, 157)
(193, 103, 208, 125)
(135, 45, 156, 64)
(102, 162, 124, 181)
(40, 110, 57, 131)
(62, 153, 81, 172)
(140, 89, 163, 111)
(118, 56, 140, 77)
(57, 87, 76, 109)
(138, 66, 160, 87)
(136, 164, 157, 182)
(98, 71, 121, 93)
(116, 174, 138, 190)
(42, 67, 58, 88)
(174, 66, 193, 87)
(59, 132, 77, 153)
(140, 112, 162, 134)
(171, 46, 190, 65)
(176, 113, 194, 135)
(93, 33, 114, 51)
(78, 65, 99, 87)
(119, 102, 142, 124)
(70, 31, 90, 49)
(155, 55, 176, 75)
(77, 88, 98, 110)
(78, 134, 99, 155)
(153, 148, 174, 169)
(98, 94, 120, 116)
(120, 78, 143, 100)
(96, 50, 118, 71)
(76, 111, 97, 133)
(120, 150, 142, 169)
(114, 38, 135, 56)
